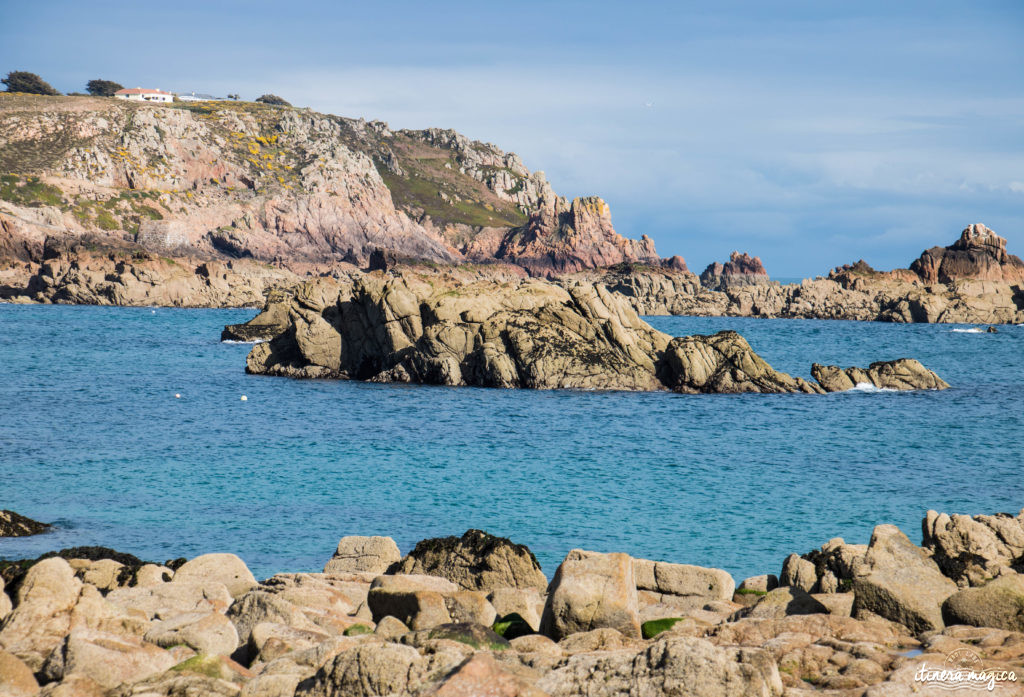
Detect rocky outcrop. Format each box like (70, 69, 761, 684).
(486, 196, 661, 278)
(911, 223, 1024, 284)
(851, 525, 957, 633)
(811, 358, 951, 392)
(0, 510, 50, 537)
(700, 251, 770, 290)
(540, 550, 641, 640)
(387, 530, 547, 592)
(241, 272, 949, 394)
(942, 574, 1024, 631)
(923, 508, 1024, 586)
(10, 237, 300, 307)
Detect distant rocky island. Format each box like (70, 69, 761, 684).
(1, 508, 1022, 696)
(1, 94, 1022, 324)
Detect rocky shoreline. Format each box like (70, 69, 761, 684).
(1, 509, 1022, 696)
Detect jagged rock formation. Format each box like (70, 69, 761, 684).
(700, 251, 769, 290)
(482, 196, 660, 278)
(240, 271, 948, 393)
(911, 223, 1024, 284)
(0, 94, 661, 305)
(923, 509, 1024, 587)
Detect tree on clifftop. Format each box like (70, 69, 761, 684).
(2, 71, 60, 95)
(86, 79, 124, 97)
(255, 94, 291, 106)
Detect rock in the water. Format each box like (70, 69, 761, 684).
(173, 554, 257, 599)
(851, 525, 957, 633)
(0, 510, 50, 537)
(536, 634, 782, 697)
(539, 550, 640, 640)
(922, 508, 1024, 586)
(942, 574, 1024, 631)
(811, 358, 949, 391)
(659, 330, 822, 394)
(388, 529, 547, 592)
(324, 536, 401, 575)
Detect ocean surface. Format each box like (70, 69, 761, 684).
(1, 304, 1021, 584)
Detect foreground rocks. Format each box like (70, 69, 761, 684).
(3, 513, 1022, 696)
(240, 271, 949, 394)
(0, 509, 50, 537)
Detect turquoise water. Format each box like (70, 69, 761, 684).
(1, 304, 1021, 584)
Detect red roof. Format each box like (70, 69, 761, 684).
(115, 88, 172, 95)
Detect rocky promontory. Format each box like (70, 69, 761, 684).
(2, 510, 1022, 696)
(239, 269, 948, 393)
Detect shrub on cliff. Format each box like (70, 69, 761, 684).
(255, 94, 291, 106)
(2, 71, 60, 95)
(86, 79, 124, 97)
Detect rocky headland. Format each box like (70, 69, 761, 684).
(1, 509, 1022, 696)
(3, 95, 1020, 324)
(236, 270, 948, 393)
(0, 510, 50, 538)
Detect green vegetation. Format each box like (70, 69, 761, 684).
(342, 624, 373, 636)
(256, 94, 291, 106)
(735, 588, 768, 596)
(641, 617, 686, 639)
(2, 71, 59, 95)
(86, 79, 124, 97)
(0, 174, 64, 207)
(491, 613, 534, 640)
(380, 169, 525, 228)
(171, 655, 222, 678)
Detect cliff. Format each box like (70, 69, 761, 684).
(0, 93, 663, 301)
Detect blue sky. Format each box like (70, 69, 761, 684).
(2, 1, 1022, 276)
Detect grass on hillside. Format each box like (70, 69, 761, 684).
(0, 174, 64, 207)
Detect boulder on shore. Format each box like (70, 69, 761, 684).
(540, 550, 640, 640)
(387, 529, 547, 592)
(324, 536, 401, 575)
(922, 508, 1024, 586)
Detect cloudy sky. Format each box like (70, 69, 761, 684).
(3, 1, 1022, 275)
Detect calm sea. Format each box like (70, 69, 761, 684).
(1, 305, 1021, 583)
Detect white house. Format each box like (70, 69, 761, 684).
(114, 87, 174, 103)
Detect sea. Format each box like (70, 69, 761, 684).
(1, 304, 1021, 584)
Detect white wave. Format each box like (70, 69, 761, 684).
(848, 382, 897, 393)
(950, 328, 985, 333)
(221, 339, 267, 345)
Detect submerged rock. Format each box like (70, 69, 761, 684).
(0, 510, 50, 537)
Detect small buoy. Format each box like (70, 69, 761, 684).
(174, 393, 181, 399)
(240, 395, 248, 401)
(151, 310, 156, 314)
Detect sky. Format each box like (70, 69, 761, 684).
(2, 0, 1022, 276)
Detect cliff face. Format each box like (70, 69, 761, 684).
(0, 94, 659, 291)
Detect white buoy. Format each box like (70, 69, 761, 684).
(151, 310, 156, 314)
(240, 395, 248, 401)
(175, 393, 181, 399)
